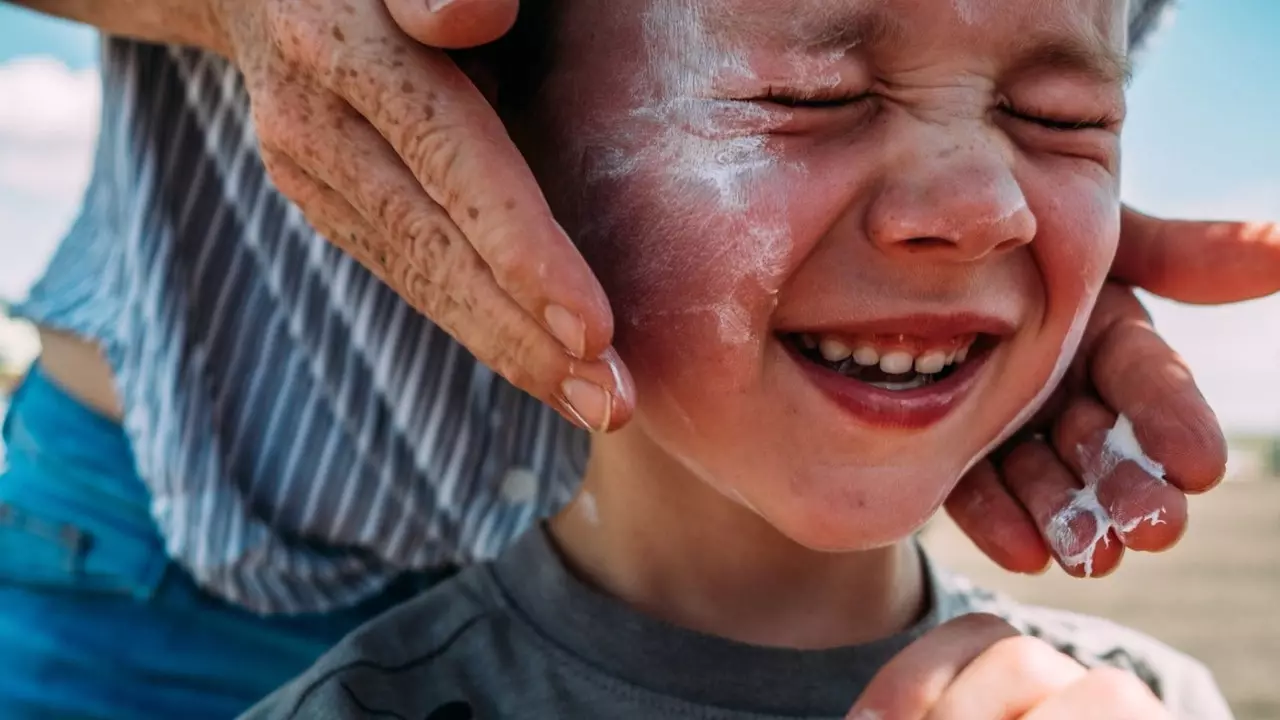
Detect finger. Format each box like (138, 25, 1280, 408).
(924, 635, 1087, 720)
(383, 0, 520, 49)
(1020, 667, 1168, 720)
(1087, 287, 1227, 494)
(1113, 206, 1280, 304)
(258, 99, 633, 431)
(1051, 398, 1187, 553)
(1001, 439, 1125, 578)
(261, 147, 381, 265)
(945, 460, 1052, 575)
(846, 614, 1020, 720)
(285, 14, 615, 362)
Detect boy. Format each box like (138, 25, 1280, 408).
(243, 0, 1231, 717)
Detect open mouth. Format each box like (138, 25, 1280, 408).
(782, 332, 997, 390)
(778, 328, 1004, 428)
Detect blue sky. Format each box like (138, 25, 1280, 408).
(1, 1, 1278, 434)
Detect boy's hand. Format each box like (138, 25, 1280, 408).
(946, 211, 1280, 577)
(846, 613, 1170, 720)
(214, 0, 633, 433)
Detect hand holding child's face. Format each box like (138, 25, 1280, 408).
(520, 0, 1129, 550)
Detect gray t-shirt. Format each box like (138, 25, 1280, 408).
(242, 528, 1232, 719)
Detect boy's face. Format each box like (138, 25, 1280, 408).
(518, 0, 1129, 550)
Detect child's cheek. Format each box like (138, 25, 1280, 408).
(573, 150, 808, 387)
(958, 176, 1120, 477)
(1035, 177, 1119, 327)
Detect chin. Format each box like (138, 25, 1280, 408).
(733, 460, 972, 553)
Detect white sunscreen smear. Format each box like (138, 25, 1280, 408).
(1046, 414, 1167, 576)
(585, 1, 842, 345)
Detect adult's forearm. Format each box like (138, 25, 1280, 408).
(7, 0, 228, 56)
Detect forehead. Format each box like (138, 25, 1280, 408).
(559, 0, 1129, 83)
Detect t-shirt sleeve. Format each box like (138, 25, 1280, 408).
(237, 572, 496, 720)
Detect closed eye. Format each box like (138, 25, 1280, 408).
(754, 86, 875, 110)
(999, 104, 1115, 131)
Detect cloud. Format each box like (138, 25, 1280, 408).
(0, 55, 100, 142)
(0, 55, 100, 301)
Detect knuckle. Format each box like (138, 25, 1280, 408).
(265, 0, 325, 64)
(369, 185, 420, 244)
(485, 232, 537, 293)
(949, 612, 1018, 640)
(406, 224, 456, 274)
(1001, 439, 1053, 480)
(991, 635, 1060, 670)
(400, 117, 462, 200)
(1086, 667, 1161, 709)
(488, 321, 548, 393)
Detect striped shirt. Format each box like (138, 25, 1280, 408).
(15, 1, 1172, 615)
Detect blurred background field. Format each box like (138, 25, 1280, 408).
(2, 1, 1278, 718)
(924, 475, 1280, 720)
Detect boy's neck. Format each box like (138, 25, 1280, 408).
(549, 431, 929, 650)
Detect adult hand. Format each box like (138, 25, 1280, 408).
(845, 614, 1169, 720)
(947, 210, 1280, 577)
(212, 0, 634, 433)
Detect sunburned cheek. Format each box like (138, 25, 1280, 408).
(957, 206, 1117, 479)
(575, 161, 803, 355)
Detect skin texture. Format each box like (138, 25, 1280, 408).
(11, 0, 1280, 579)
(531, 0, 1127, 554)
(515, 0, 1168, 714)
(515, 2, 1191, 712)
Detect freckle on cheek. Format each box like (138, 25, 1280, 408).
(331, 25, 345, 42)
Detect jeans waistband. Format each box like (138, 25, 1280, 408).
(0, 363, 167, 598)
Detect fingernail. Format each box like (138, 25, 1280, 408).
(426, 0, 457, 10)
(560, 377, 612, 433)
(545, 305, 587, 359)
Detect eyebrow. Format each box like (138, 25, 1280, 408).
(707, 5, 907, 54)
(1011, 31, 1133, 86)
(709, 4, 1129, 86)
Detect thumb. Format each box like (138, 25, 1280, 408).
(383, 0, 520, 49)
(1112, 206, 1280, 305)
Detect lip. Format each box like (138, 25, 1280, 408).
(780, 314, 1009, 430)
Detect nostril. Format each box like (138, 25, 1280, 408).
(901, 236, 954, 252)
(993, 237, 1024, 253)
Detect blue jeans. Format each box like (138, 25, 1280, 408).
(0, 365, 448, 719)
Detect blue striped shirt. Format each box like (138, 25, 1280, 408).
(16, 0, 1171, 614)
(18, 40, 588, 614)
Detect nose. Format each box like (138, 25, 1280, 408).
(865, 135, 1036, 262)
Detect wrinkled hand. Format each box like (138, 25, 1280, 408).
(845, 614, 1168, 720)
(209, 0, 634, 433)
(947, 210, 1280, 577)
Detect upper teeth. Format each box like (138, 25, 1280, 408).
(803, 333, 976, 374)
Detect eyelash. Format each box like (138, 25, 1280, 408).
(756, 86, 873, 109)
(755, 88, 1115, 132)
(998, 103, 1115, 132)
